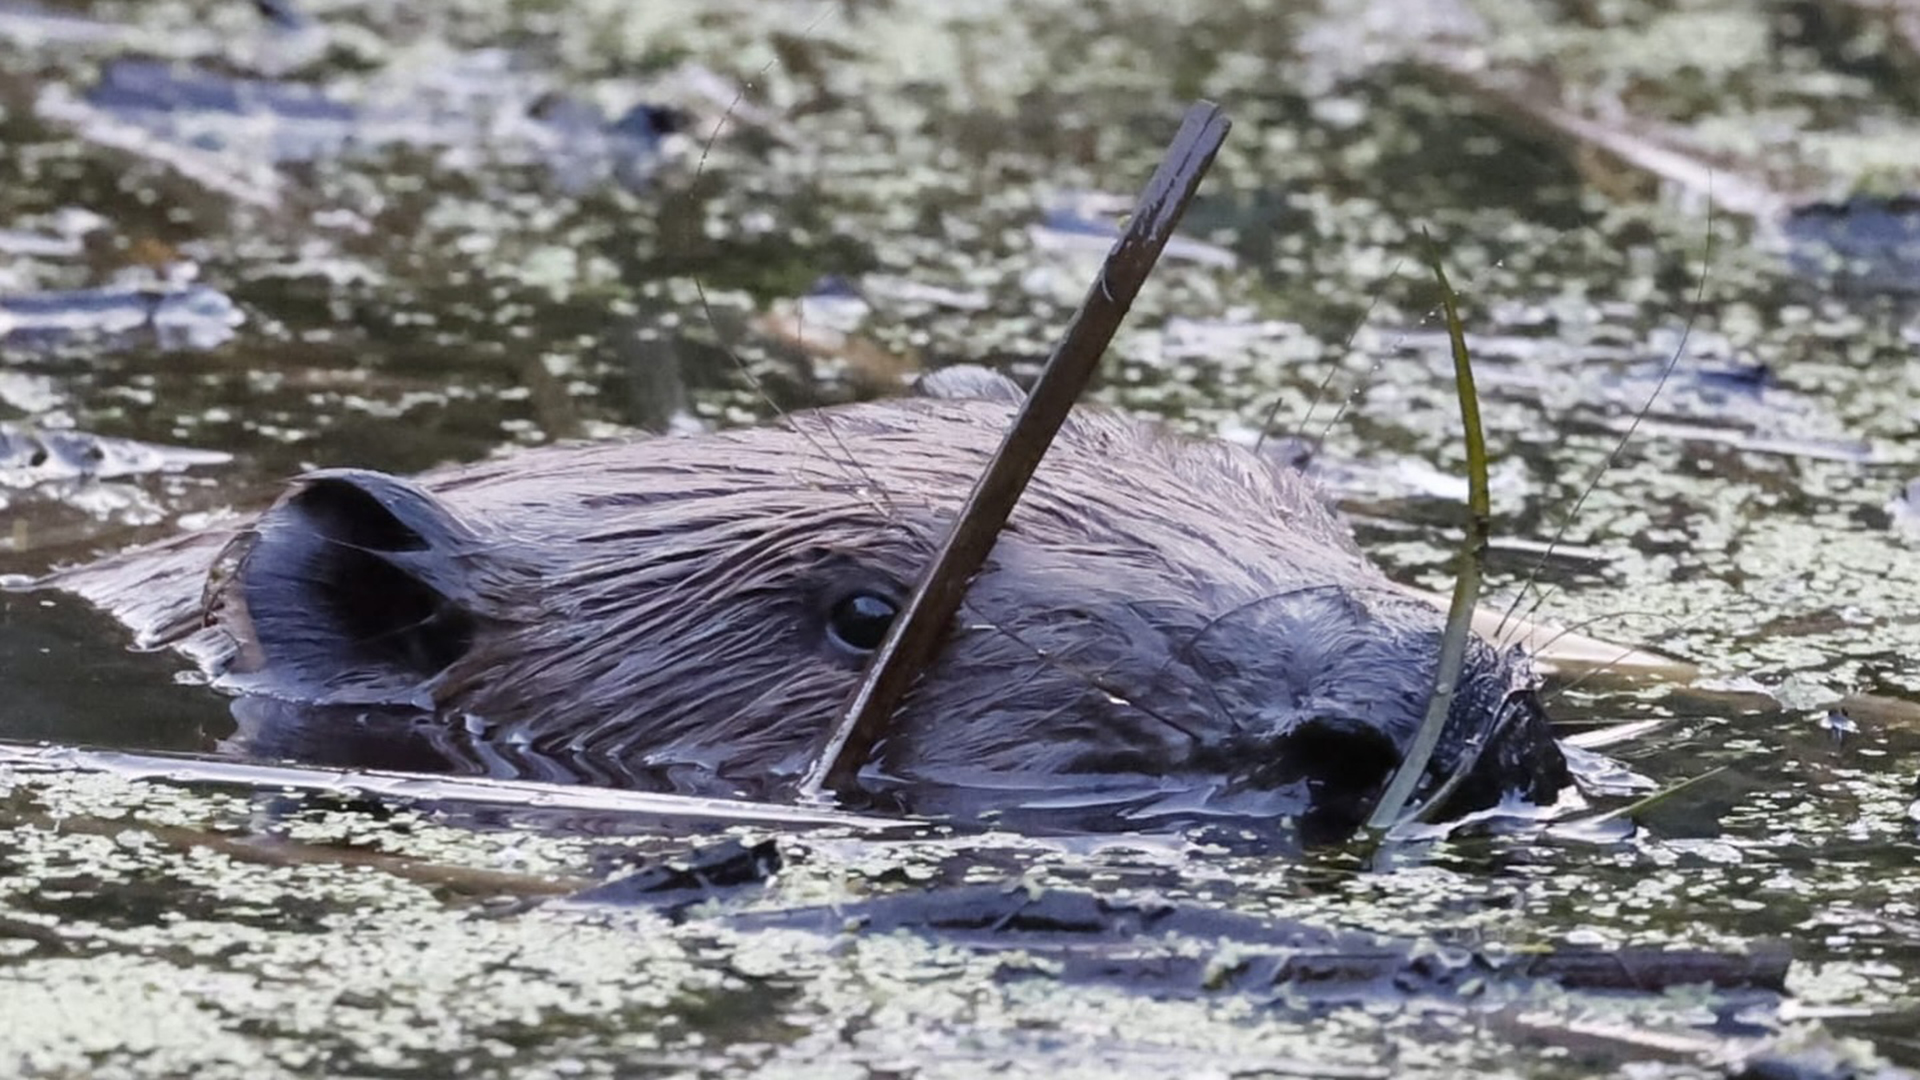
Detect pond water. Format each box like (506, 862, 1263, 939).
(0, 1, 1917, 1077)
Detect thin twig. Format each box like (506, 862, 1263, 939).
(0, 741, 900, 830)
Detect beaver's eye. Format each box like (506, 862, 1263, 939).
(828, 592, 898, 653)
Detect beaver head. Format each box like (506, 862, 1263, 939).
(205, 369, 1566, 837)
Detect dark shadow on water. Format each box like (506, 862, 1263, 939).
(0, 588, 233, 752)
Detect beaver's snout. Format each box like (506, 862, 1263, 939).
(1201, 666, 1559, 840)
(893, 559, 1563, 832)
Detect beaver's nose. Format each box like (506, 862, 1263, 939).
(1249, 706, 1404, 798)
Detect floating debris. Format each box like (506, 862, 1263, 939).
(1414, 50, 1796, 222)
(0, 229, 84, 260)
(722, 883, 1791, 998)
(1604, 415, 1884, 464)
(1786, 197, 1920, 295)
(80, 58, 357, 163)
(0, 424, 232, 484)
(40, 53, 685, 201)
(1030, 192, 1239, 268)
(0, 1, 145, 49)
(0, 283, 243, 351)
(1887, 478, 1920, 534)
(564, 838, 783, 909)
(0, 741, 900, 831)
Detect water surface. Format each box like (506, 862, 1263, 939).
(1, 1, 1917, 1076)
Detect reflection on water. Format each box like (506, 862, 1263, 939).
(1, 0, 1918, 1076)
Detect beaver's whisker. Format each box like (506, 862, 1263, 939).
(1315, 348, 1390, 449)
(1258, 256, 1403, 458)
(1521, 605, 1687, 655)
(684, 2, 898, 525)
(1495, 191, 1718, 642)
(954, 607, 1207, 746)
(1167, 582, 1402, 666)
(1513, 491, 1753, 693)
(686, 283, 898, 520)
(1150, 584, 1382, 738)
(1309, 254, 1504, 451)
(1538, 604, 1724, 706)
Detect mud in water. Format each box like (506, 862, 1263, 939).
(1, 1, 1918, 1077)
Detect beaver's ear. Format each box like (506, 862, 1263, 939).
(914, 365, 1026, 403)
(216, 469, 484, 707)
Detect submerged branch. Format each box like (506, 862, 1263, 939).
(0, 741, 901, 831)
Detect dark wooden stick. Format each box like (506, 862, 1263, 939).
(797, 101, 1232, 801)
(1412, 51, 1791, 221)
(726, 885, 1793, 996)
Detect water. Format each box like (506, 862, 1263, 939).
(0, 0, 1917, 1076)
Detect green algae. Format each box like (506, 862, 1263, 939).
(2, 0, 1919, 1076)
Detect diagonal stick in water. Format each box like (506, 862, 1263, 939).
(797, 101, 1232, 802)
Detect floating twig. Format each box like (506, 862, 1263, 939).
(727, 883, 1791, 995)
(1577, 765, 1731, 829)
(1413, 53, 1793, 221)
(0, 741, 901, 831)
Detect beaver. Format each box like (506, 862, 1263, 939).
(39, 368, 1567, 837)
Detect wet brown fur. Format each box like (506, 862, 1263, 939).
(46, 389, 1565, 824)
